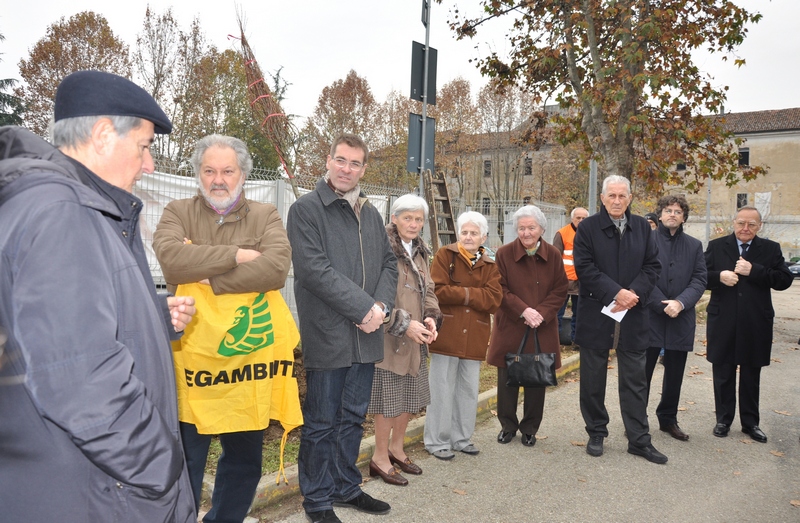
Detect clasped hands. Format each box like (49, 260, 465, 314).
(522, 307, 544, 328)
(406, 317, 439, 344)
(661, 299, 683, 318)
(720, 256, 751, 287)
(610, 288, 638, 313)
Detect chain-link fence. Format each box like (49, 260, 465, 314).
(135, 161, 565, 320)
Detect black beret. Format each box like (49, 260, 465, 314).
(54, 70, 172, 134)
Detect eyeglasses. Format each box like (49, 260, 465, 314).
(734, 220, 759, 228)
(662, 209, 683, 216)
(332, 157, 364, 171)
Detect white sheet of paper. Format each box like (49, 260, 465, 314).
(601, 301, 627, 322)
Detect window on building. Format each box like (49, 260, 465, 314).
(524, 157, 532, 176)
(738, 148, 750, 166)
(483, 160, 492, 178)
(482, 197, 490, 216)
(737, 193, 748, 208)
(676, 162, 686, 171)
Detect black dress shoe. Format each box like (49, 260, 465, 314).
(627, 443, 668, 464)
(333, 492, 391, 515)
(497, 430, 515, 444)
(369, 460, 408, 486)
(713, 423, 730, 437)
(660, 423, 689, 441)
(306, 509, 342, 523)
(742, 425, 768, 443)
(521, 434, 536, 447)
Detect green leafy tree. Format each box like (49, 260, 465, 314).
(0, 31, 25, 126)
(16, 11, 130, 136)
(445, 0, 766, 191)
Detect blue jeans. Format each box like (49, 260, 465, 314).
(298, 363, 374, 513)
(180, 422, 264, 523)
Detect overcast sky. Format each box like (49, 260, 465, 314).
(1, 0, 798, 121)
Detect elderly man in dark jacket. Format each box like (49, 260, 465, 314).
(644, 195, 707, 442)
(705, 206, 793, 443)
(287, 134, 397, 523)
(573, 175, 665, 464)
(0, 71, 196, 522)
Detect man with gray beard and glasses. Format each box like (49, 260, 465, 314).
(154, 134, 292, 523)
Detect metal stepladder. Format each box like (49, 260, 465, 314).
(423, 169, 457, 252)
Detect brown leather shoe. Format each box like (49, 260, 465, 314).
(369, 460, 408, 486)
(388, 451, 422, 475)
(660, 423, 690, 441)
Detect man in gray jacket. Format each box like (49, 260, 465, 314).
(0, 71, 196, 522)
(287, 134, 397, 523)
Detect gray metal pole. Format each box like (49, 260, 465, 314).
(705, 180, 711, 248)
(588, 159, 598, 215)
(419, 0, 431, 194)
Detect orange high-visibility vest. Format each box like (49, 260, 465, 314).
(557, 223, 578, 281)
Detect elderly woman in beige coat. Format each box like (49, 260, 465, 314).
(367, 195, 442, 486)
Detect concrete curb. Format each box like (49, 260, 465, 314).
(202, 352, 581, 513)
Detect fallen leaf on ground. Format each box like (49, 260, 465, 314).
(490, 409, 497, 416)
(739, 439, 753, 445)
(607, 365, 615, 369)
(790, 500, 800, 507)
(733, 471, 741, 476)
(770, 450, 785, 457)
(536, 435, 548, 440)
(577, 477, 586, 482)
(770, 358, 783, 363)
(686, 401, 696, 405)
(678, 407, 687, 411)
(453, 489, 466, 496)
(571, 441, 586, 447)
(695, 351, 707, 357)
(774, 410, 791, 416)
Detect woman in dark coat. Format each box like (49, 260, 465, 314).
(486, 205, 568, 447)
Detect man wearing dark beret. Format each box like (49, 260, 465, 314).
(0, 70, 197, 523)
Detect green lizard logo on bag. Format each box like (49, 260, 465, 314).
(218, 293, 275, 356)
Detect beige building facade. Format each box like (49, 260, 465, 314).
(683, 108, 800, 260)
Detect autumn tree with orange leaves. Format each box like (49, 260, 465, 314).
(443, 0, 767, 192)
(16, 12, 130, 137)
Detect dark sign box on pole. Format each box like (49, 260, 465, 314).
(410, 41, 437, 106)
(407, 112, 435, 173)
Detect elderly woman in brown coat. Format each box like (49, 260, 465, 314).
(487, 205, 568, 447)
(423, 211, 502, 460)
(367, 195, 442, 486)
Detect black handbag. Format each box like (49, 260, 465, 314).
(504, 327, 557, 388)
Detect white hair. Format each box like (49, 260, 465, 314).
(456, 211, 489, 237)
(512, 205, 547, 233)
(391, 194, 429, 221)
(601, 175, 631, 195)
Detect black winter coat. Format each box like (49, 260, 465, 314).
(573, 206, 661, 351)
(647, 224, 707, 352)
(705, 233, 793, 367)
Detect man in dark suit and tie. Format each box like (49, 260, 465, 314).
(705, 206, 793, 443)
